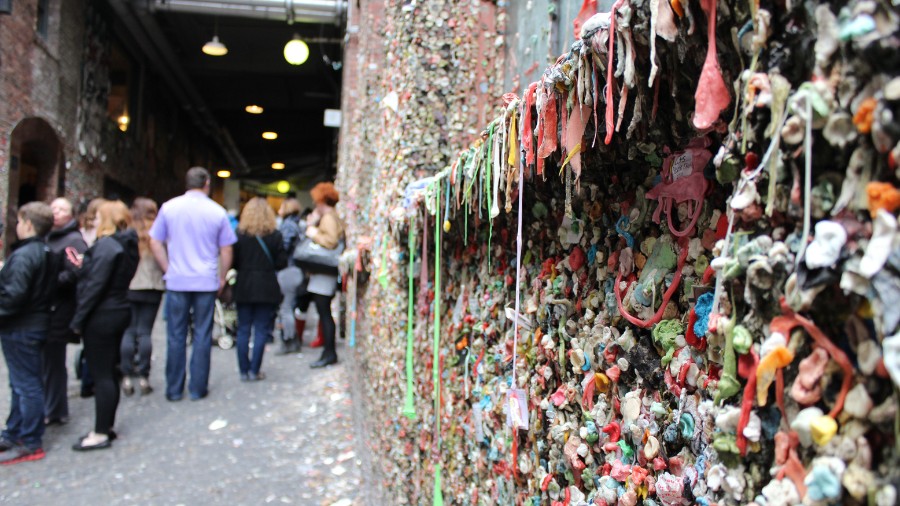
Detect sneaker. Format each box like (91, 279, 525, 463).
(0, 445, 45, 465)
(121, 377, 134, 396)
(0, 438, 17, 452)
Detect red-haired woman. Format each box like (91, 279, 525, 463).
(305, 182, 345, 368)
(120, 198, 165, 396)
(70, 200, 139, 451)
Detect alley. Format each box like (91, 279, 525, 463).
(0, 309, 379, 506)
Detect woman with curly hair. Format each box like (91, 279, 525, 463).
(304, 182, 345, 369)
(119, 198, 165, 396)
(232, 198, 286, 381)
(70, 200, 139, 451)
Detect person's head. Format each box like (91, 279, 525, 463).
(279, 198, 301, 218)
(80, 198, 107, 231)
(185, 167, 211, 194)
(309, 182, 339, 211)
(16, 202, 53, 240)
(131, 197, 158, 253)
(50, 197, 75, 230)
(95, 200, 132, 239)
(238, 197, 276, 236)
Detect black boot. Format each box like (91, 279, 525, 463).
(310, 353, 337, 368)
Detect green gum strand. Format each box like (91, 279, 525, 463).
(715, 319, 741, 404)
(732, 325, 753, 355)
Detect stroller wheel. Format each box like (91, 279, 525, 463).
(217, 333, 235, 350)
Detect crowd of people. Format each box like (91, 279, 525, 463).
(0, 167, 345, 464)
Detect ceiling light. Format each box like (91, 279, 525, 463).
(117, 114, 129, 132)
(216, 170, 231, 178)
(202, 35, 228, 56)
(262, 131, 278, 140)
(271, 162, 285, 170)
(276, 181, 291, 193)
(245, 105, 264, 114)
(283, 35, 309, 65)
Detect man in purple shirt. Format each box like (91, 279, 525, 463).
(149, 167, 237, 401)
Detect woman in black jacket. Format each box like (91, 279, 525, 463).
(44, 198, 88, 425)
(233, 198, 286, 381)
(69, 200, 139, 451)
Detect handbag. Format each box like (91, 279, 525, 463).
(293, 237, 345, 275)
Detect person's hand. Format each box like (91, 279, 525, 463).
(306, 210, 320, 226)
(65, 247, 84, 268)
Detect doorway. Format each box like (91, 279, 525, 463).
(6, 117, 64, 251)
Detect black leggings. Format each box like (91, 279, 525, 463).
(83, 309, 130, 435)
(313, 294, 336, 360)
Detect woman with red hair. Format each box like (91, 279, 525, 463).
(70, 200, 139, 451)
(305, 182, 345, 368)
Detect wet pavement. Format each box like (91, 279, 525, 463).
(0, 308, 382, 505)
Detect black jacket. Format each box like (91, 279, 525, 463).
(233, 231, 287, 305)
(47, 220, 88, 343)
(70, 229, 139, 333)
(0, 236, 55, 333)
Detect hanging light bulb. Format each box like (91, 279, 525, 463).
(283, 35, 309, 65)
(276, 181, 291, 193)
(202, 35, 228, 56)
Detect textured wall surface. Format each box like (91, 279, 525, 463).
(338, 0, 900, 504)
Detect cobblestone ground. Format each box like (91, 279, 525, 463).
(0, 308, 383, 506)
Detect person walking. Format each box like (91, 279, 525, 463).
(70, 200, 138, 451)
(0, 202, 55, 464)
(149, 167, 236, 401)
(304, 183, 345, 369)
(119, 198, 165, 396)
(43, 198, 88, 426)
(275, 198, 305, 354)
(233, 198, 286, 380)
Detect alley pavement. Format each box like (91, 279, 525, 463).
(0, 309, 379, 506)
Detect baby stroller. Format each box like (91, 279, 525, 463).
(184, 298, 236, 350)
(213, 298, 236, 349)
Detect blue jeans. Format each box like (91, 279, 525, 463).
(236, 303, 275, 375)
(1, 331, 46, 449)
(165, 291, 216, 400)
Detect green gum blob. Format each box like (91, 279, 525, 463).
(713, 433, 740, 454)
(732, 325, 753, 355)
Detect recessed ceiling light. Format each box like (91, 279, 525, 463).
(216, 170, 231, 178)
(202, 35, 228, 56)
(271, 162, 285, 170)
(245, 105, 264, 114)
(262, 131, 278, 140)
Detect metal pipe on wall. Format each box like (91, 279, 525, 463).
(151, 0, 346, 23)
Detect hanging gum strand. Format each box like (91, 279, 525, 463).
(769, 298, 854, 418)
(736, 349, 759, 455)
(756, 346, 794, 406)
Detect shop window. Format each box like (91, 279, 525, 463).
(36, 0, 49, 38)
(107, 44, 133, 133)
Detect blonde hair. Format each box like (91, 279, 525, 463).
(131, 197, 158, 254)
(238, 197, 276, 236)
(96, 200, 132, 239)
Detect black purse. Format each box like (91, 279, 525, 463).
(293, 237, 345, 275)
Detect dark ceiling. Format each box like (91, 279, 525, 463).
(150, 9, 344, 184)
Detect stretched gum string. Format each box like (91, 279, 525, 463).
(614, 238, 689, 329)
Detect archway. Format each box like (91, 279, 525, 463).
(6, 117, 64, 250)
